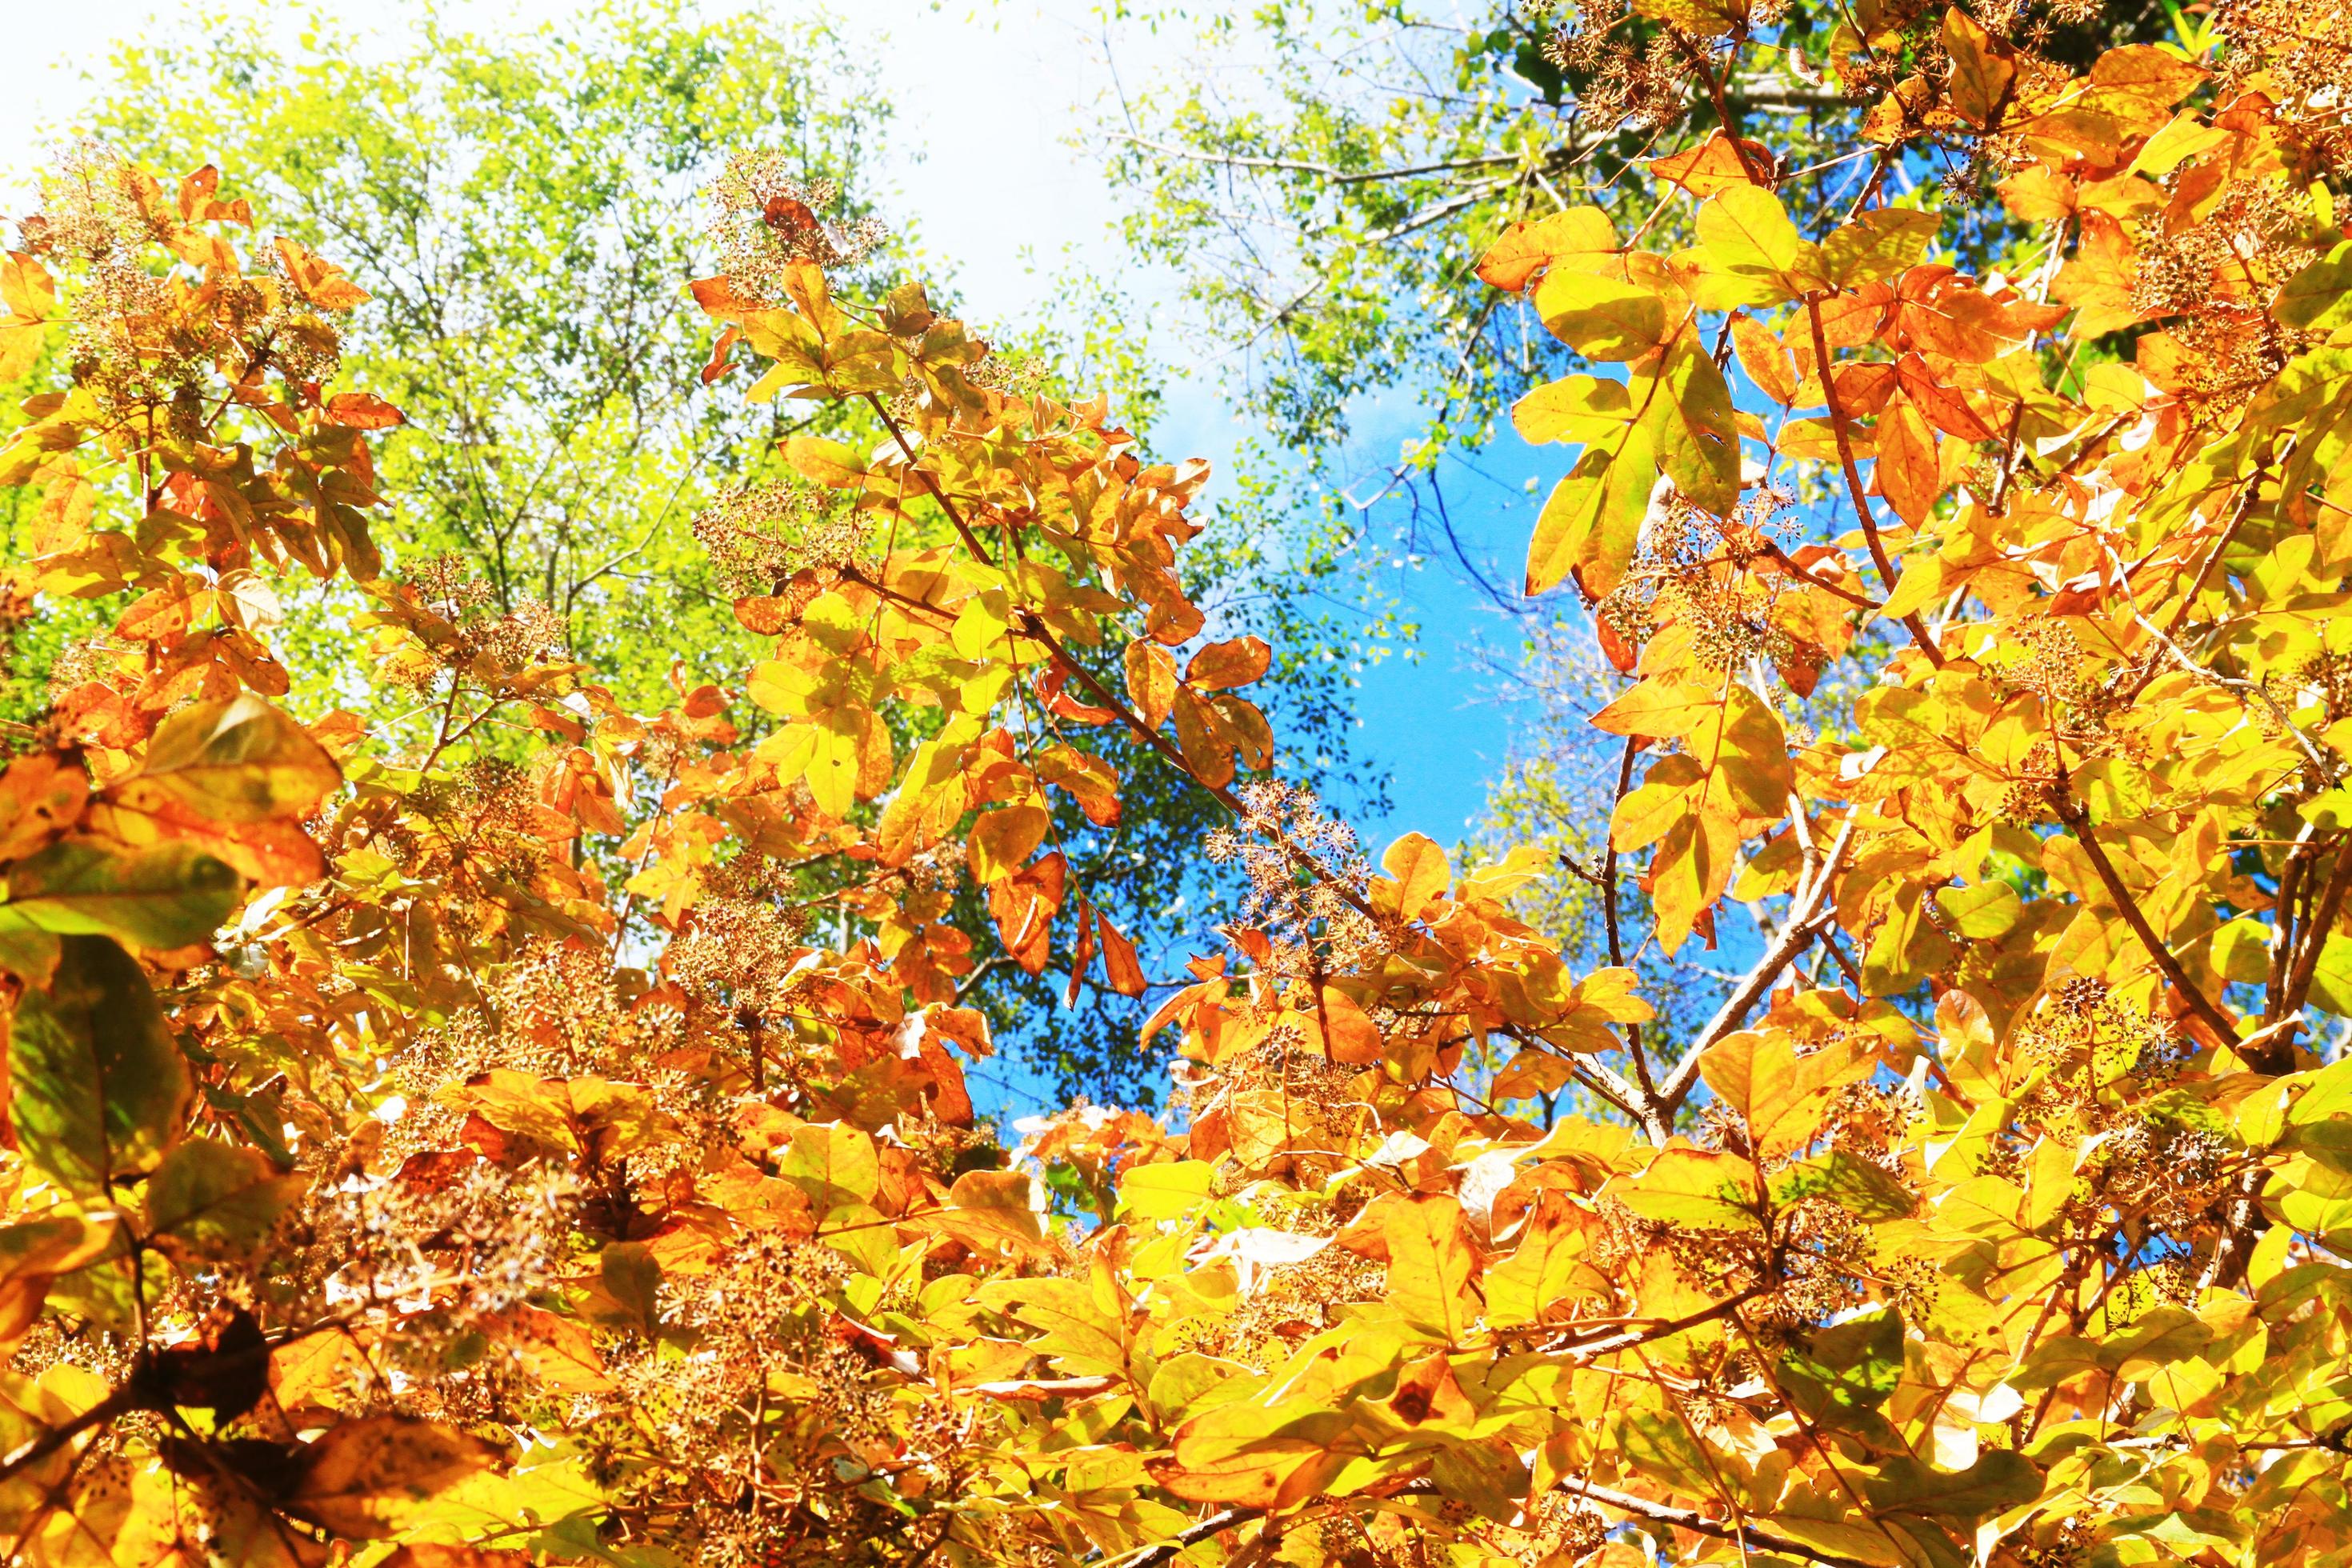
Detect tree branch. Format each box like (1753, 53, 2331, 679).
(1803, 295, 1944, 668)
(2049, 789, 2238, 1046)
(1657, 816, 1855, 1114)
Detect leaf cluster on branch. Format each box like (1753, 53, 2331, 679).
(2, 2, 2352, 1565)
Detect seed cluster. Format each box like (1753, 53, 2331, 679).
(707, 153, 887, 306)
(692, 481, 869, 600)
(1204, 779, 1387, 983)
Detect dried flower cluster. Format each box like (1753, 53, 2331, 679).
(707, 152, 886, 305)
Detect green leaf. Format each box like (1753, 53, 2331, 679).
(1534, 273, 1670, 362)
(1620, 1408, 1714, 1491)
(2277, 242, 2352, 331)
(1526, 424, 1657, 597)
(1642, 338, 1739, 516)
(144, 1140, 306, 1262)
(0, 840, 238, 951)
(2306, 932, 2352, 1018)
(10, 936, 191, 1198)
(1866, 1450, 2043, 1521)
(1935, 881, 2022, 939)
(1606, 1148, 1762, 1230)
(1782, 1308, 1902, 1426)
(1773, 1151, 1918, 1221)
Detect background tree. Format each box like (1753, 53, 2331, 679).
(15, 0, 1381, 1110)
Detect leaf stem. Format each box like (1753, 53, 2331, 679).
(2049, 785, 2238, 1046)
(1803, 295, 1944, 667)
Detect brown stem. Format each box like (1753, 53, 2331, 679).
(1658, 817, 1855, 1114)
(0, 1382, 144, 1488)
(1674, 33, 1766, 186)
(1762, 539, 1880, 609)
(2282, 836, 2352, 1050)
(1804, 295, 1944, 667)
(863, 392, 1000, 568)
(1014, 609, 1382, 927)
(1548, 1475, 1882, 1568)
(1598, 734, 1658, 1100)
(2049, 789, 2238, 1046)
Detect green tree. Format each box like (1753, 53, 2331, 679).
(86, 1, 891, 711)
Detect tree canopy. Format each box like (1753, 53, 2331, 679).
(2, 3, 2352, 1567)
(16, 0, 1378, 1110)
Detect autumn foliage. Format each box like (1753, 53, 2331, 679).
(4, 4, 2352, 1566)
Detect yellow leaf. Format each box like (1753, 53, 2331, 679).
(1526, 424, 1656, 597)
(970, 802, 1050, 883)
(282, 1416, 501, 1538)
(1534, 272, 1670, 362)
(1124, 638, 1178, 730)
(1381, 831, 1451, 921)
(784, 433, 869, 489)
(1476, 206, 1616, 292)
(1511, 374, 1634, 446)
(1342, 1192, 1479, 1340)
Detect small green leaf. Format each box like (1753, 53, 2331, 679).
(1934, 881, 2022, 939)
(0, 840, 238, 950)
(145, 1140, 306, 1262)
(1783, 1307, 1904, 1418)
(1642, 338, 1739, 516)
(1866, 1450, 2043, 1521)
(1772, 1151, 1918, 1221)
(10, 936, 191, 1198)
(1606, 1148, 1762, 1230)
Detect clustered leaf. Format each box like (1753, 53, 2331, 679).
(3, 6, 2352, 1564)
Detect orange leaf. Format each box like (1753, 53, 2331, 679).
(1730, 313, 1797, 406)
(1065, 897, 1097, 1007)
(1475, 206, 1616, 292)
(1098, 914, 1147, 998)
(1124, 638, 1178, 730)
(282, 1416, 500, 1538)
(325, 392, 405, 430)
(1894, 353, 1998, 442)
(1380, 831, 1450, 922)
(1650, 130, 1775, 196)
(989, 851, 1066, 974)
(1184, 635, 1271, 691)
(1874, 391, 1942, 528)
